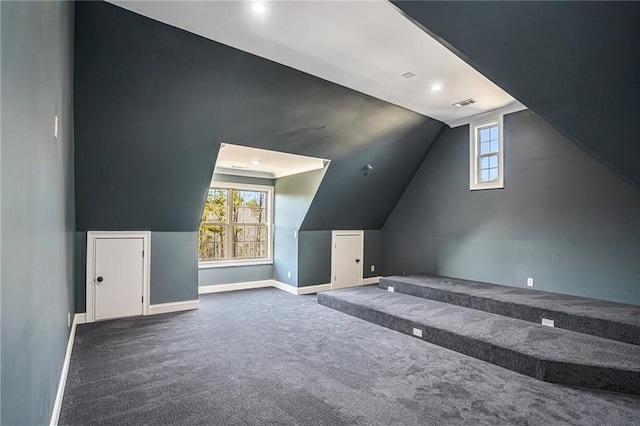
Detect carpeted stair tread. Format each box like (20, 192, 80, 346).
(318, 286, 640, 395)
(380, 274, 640, 345)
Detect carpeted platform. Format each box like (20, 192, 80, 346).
(60, 288, 640, 425)
(380, 274, 640, 345)
(318, 286, 640, 395)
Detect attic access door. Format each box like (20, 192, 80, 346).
(86, 232, 151, 322)
(331, 230, 364, 290)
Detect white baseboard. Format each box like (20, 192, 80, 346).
(148, 299, 199, 315)
(272, 280, 332, 295)
(74, 313, 86, 325)
(363, 276, 381, 285)
(199, 280, 273, 295)
(296, 283, 332, 294)
(50, 313, 83, 426)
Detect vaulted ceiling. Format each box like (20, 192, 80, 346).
(392, 1, 640, 189)
(74, 1, 442, 232)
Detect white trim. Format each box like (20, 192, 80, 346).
(331, 230, 364, 290)
(296, 283, 332, 294)
(74, 313, 87, 325)
(148, 299, 200, 315)
(198, 259, 273, 269)
(49, 314, 82, 426)
(199, 280, 273, 294)
(198, 279, 333, 296)
(86, 231, 151, 323)
(469, 115, 504, 191)
(362, 276, 381, 285)
(215, 161, 325, 179)
(272, 280, 332, 295)
(271, 280, 298, 294)
(447, 101, 526, 128)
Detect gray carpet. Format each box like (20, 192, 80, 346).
(60, 288, 640, 425)
(381, 275, 640, 345)
(318, 287, 640, 394)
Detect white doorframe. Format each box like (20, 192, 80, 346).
(331, 230, 364, 290)
(86, 231, 151, 323)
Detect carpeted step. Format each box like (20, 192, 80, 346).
(317, 286, 640, 395)
(379, 275, 640, 346)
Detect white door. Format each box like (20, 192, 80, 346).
(332, 231, 364, 290)
(94, 238, 144, 321)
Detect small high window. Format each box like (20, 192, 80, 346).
(198, 182, 273, 267)
(470, 116, 504, 190)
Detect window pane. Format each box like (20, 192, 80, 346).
(233, 225, 268, 259)
(481, 169, 489, 182)
(481, 157, 489, 169)
(490, 140, 499, 153)
(201, 189, 227, 223)
(489, 168, 498, 181)
(490, 126, 498, 141)
(199, 225, 226, 260)
(489, 155, 498, 168)
(480, 128, 490, 142)
(480, 142, 490, 154)
(232, 190, 267, 224)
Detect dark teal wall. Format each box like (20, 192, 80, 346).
(392, 1, 640, 189)
(274, 168, 327, 287)
(298, 230, 382, 287)
(298, 231, 332, 287)
(383, 110, 640, 305)
(76, 232, 199, 311)
(1, 1, 76, 424)
(73, 1, 443, 234)
(151, 232, 198, 304)
(363, 230, 382, 279)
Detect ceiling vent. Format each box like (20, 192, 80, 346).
(401, 72, 416, 79)
(452, 98, 477, 108)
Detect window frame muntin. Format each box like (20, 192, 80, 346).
(469, 115, 504, 191)
(198, 181, 274, 268)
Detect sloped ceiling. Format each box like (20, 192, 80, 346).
(74, 1, 443, 232)
(392, 1, 640, 189)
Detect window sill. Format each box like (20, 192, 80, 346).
(198, 259, 273, 269)
(470, 183, 504, 191)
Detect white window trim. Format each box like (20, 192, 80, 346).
(198, 181, 274, 268)
(469, 115, 504, 191)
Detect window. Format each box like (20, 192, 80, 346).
(470, 116, 504, 190)
(198, 182, 273, 267)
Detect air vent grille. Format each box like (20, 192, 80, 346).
(452, 98, 477, 108)
(402, 72, 416, 79)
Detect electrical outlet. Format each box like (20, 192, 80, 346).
(412, 328, 423, 338)
(54, 115, 59, 139)
(371, 265, 375, 272)
(293, 231, 297, 239)
(387, 286, 394, 292)
(541, 318, 555, 327)
(67, 313, 71, 327)
(527, 277, 534, 287)
(287, 271, 291, 279)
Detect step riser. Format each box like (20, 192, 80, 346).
(318, 293, 640, 395)
(380, 278, 639, 346)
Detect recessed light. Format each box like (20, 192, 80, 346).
(402, 72, 416, 79)
(430, 84, 443, 92)
(250, 160, 262, 166)
(252, 2, 266, 13)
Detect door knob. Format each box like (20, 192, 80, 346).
(96, 276, 104, 282)
(355, 259, 361, 263)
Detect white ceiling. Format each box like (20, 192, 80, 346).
(214, 143, 328, 179)
(109, 0, 525, 126)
